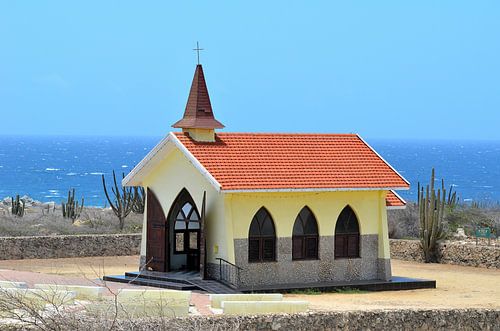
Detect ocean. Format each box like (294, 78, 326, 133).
(0, 136, 499, 206)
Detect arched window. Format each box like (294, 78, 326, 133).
(172, 193, 200, 254)
(248, 207, 276, 262)
(292, 207, 319, 260)
(334, 206, 360, 258)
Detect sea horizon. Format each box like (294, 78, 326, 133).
(1, 135, 499, 207)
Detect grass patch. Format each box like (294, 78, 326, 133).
(334, 287, 369, 294)
(289, 289, 322, 295)
(289, 287, 369, 295)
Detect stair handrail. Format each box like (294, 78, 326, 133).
(215, 258, 242, 288)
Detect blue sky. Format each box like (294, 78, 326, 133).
(1, 2, 499, 139)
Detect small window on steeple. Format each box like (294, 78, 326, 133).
(198, 109, 205, 112)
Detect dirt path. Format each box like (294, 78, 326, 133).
(288, 259, 500, 311)
(0, 256, 498, 311)
(0, 255, 139, 279)
(0, 256, 213, 315)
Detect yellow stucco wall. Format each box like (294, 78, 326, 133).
(141, 147, 228, 264)
(227, 190, 390, 259)
(139, 143, 391, 264)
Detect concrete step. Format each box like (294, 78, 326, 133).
(103, 275, 198, 291)
(210, 293, 282, 308)
(124, 271, 194, 285)
(188, 279, 241, 294)
(104, 272, 241, 294)
(222, 300, 309, 315)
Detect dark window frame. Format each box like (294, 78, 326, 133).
(292, 207, 319, 260)
(174, 229, 200, 254)
(248, 207, 277, 263)
(334, 206, 360, 259)
(173, 201, 201, 255)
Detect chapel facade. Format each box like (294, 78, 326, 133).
(123, 64, 408, 288)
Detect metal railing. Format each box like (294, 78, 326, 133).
(215, 258, 242, 288)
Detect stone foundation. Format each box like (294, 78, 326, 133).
(234, 235, 389, 287)
(207, 262, 220, 280)
(139, 255, 147, 270)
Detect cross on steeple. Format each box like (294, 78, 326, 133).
(193, 41, 204, 65)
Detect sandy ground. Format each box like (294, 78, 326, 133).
(0, 255, 140, 279)
(288, 259, 500, 311)
(0, 256, 498, 311)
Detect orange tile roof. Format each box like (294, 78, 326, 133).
(386, 191, 406, 207)
(174, 132, 409, 191)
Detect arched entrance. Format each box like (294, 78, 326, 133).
(168, 189, 201, 271)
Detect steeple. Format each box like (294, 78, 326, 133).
(172, 64, 224, 142)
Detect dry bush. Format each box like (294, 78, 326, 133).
(388, 202, 420, 239)
(0, 281, 199, 330)
(0, 204, 142, 237)
(388, 202, 500, 239)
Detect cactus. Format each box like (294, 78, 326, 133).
(62, 188, 84, 222)
(131, 186, 145, 214)
(446, 184, 459, 209)
(418, 168, 446, 263)
(102, 171, 133, 230)
(11, 195, 25, 217)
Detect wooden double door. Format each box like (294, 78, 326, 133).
(146, 188, 206, 276)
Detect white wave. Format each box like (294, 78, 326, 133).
(66, 172, 78, 176)
(45, 168, 61, 171)
(48, 190, 59, 193)
(121, 165, 128, 168)
(90, 172, 105, 175)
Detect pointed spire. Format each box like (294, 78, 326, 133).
(172, 64, 224, 130)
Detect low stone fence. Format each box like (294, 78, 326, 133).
(82, 308, 500, 330)
(0, 234, 141, 260)
(390, 239, 500, 269)
(1, 234, 498, 270)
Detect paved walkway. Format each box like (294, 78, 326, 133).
(0, 268, 213, 315)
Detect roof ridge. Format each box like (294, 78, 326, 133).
(173, 131, 358, 136)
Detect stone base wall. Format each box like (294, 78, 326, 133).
(390, 239, 500, 269)
(139, 255, 147, 270)
(0, 234, 141, 260)
(234, 235, 389, 287)
(207, 262, 220, 280)
(84, 309, 500, 330)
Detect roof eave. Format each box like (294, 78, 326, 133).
(222, 187, 410, 193)
(122, 134, 174, 187)
(355, 134, 411, 188)
(122, 132, 222, 192)
(387, 205, 407, 210)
